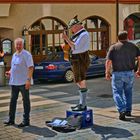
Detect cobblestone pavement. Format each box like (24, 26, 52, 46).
(0, 77, 140, 140)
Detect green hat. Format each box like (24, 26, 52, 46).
(68, 15, 82, 29)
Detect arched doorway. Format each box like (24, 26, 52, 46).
(82, 16, 110, 57)
(28, 16, 67, 63)
(124, 13, 140, 40)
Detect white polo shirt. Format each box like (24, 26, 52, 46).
(9, 49, 34, 85)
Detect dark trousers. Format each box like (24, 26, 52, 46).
(9, 85, 30, 123)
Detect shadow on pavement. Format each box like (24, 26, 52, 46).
(124, 115, 140, 123)
(20, 125, 57, 138)
(91, 124, 133, 140)
(133, 115, 140, 123)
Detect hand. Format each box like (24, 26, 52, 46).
(135, 70, 140, 78)
(5, 71, 10, 78)
(61, 43, 65, 49)
(105, 73, 111, 80)
(25, 80, 31, 90)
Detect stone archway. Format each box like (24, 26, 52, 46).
(124, 12, 140, 40)
(27, 16, 67, 63)
(82, 16, 110, 57)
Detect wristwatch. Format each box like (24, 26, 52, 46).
(27, 78, 31, 81)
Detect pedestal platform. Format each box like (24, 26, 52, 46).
(66, 109, 93, 128)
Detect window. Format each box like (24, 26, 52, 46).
(28, 16, 67, 59)
(2, 39, 12, 55)
(83, 16, 109, 52)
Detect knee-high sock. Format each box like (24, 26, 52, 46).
(79, 88, 88, 107)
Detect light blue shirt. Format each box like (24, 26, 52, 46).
(9, 49, 34, 85)
(72, 29, 90, 54)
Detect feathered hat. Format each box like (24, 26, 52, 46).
(68, 15, 82, 29)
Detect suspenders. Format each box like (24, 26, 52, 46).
(70, 29, 86, 41)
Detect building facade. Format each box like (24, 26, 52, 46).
(0, 2, 140, 66)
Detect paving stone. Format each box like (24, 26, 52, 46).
(0, 78, 140, 140)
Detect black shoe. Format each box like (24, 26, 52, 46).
(4, 120, 15, 125)
(18, 122, 30, 127)
(72, 104, 87, 111)
(71, 104, 80, 109)
(119, 112, 126, 120)
(125, 111, 131, 116)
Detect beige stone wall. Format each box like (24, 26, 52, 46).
(0, 3, 117, 66)
(0, 4, 49, 66)
(51, 4, 116, 44)
(0, 4, 40, 66)
(0, 4, 10, 17)
(0, 4, 116, 43)
(0, 3, 139, 66)
(0, 3, 139, 45)
(0, 4, 44, 37)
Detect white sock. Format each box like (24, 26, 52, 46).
(79, 88, 87, 107)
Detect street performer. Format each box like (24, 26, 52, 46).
(62, 15, 90, 111)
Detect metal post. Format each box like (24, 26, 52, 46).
(116, 0, 119, 40)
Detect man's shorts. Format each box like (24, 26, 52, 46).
(71, 51, 90, 83)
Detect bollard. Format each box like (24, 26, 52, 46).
(0, 65, 5, 86)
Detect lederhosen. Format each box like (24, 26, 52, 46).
(70, 30, 90, 83)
